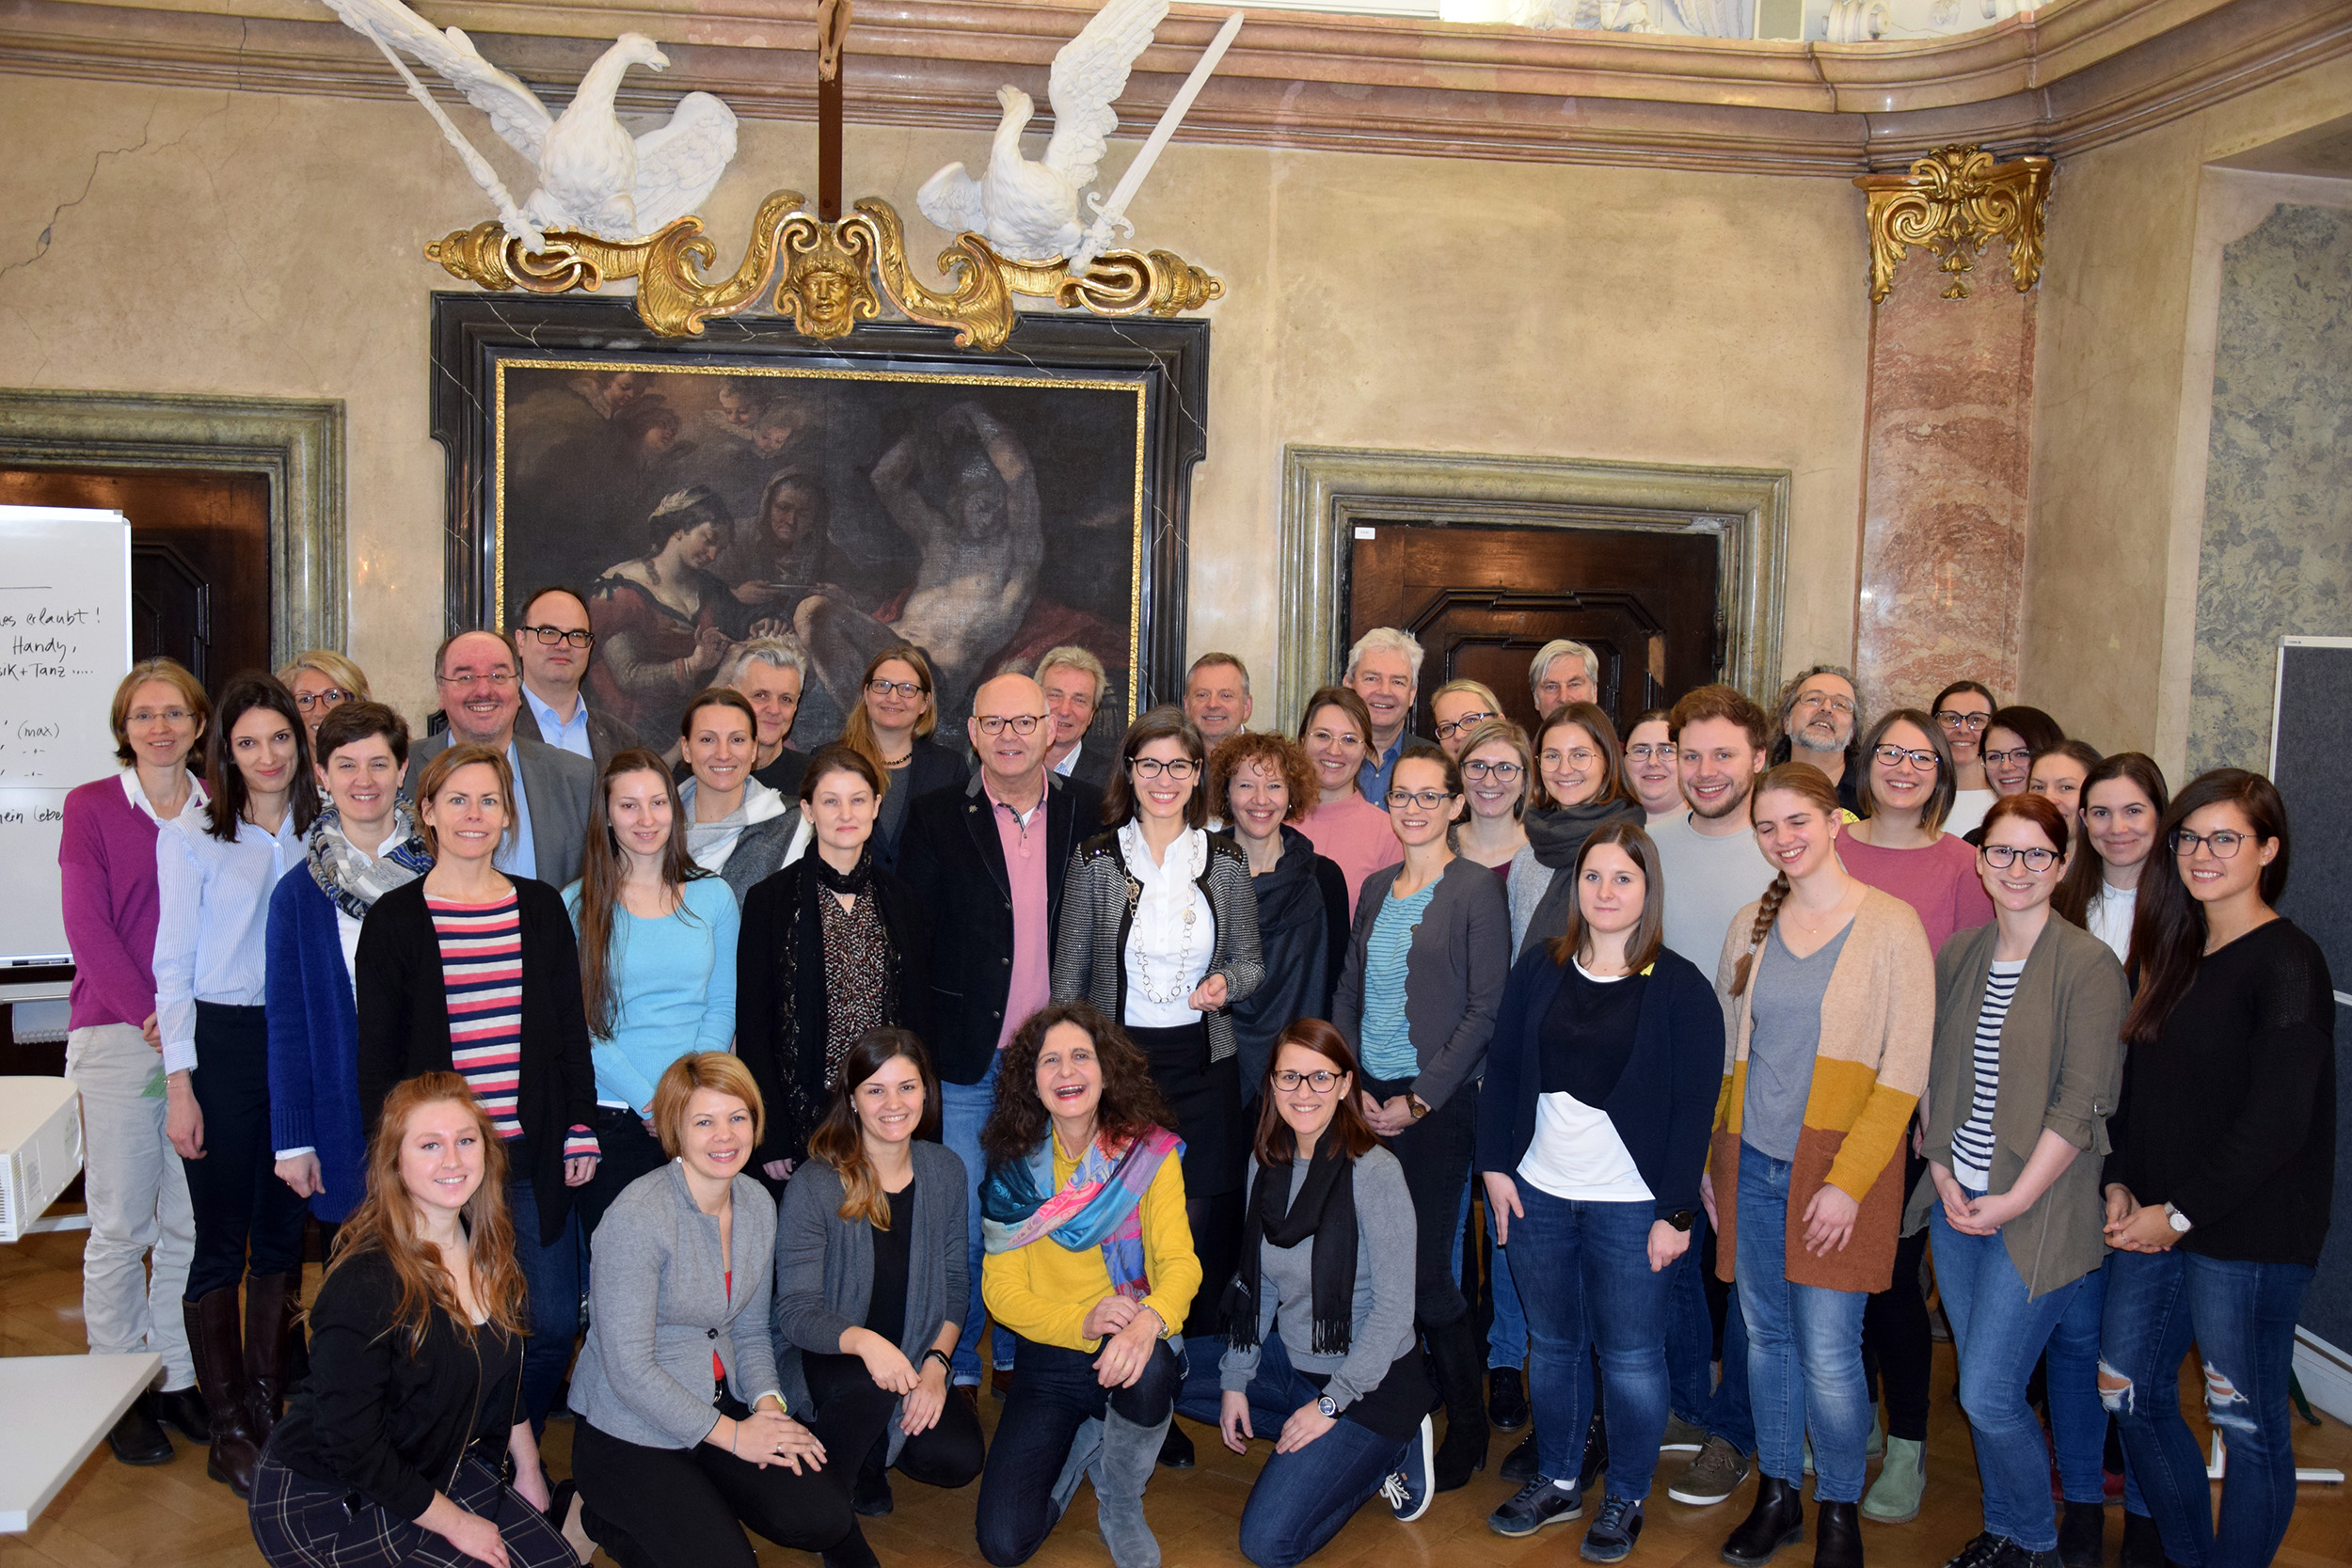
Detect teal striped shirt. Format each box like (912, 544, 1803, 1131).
(1359, 880, 1438, 1081)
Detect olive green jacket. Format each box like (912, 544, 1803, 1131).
(1903, 914, 2130, 1298)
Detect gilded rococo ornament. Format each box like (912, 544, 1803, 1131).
(1854, 144, 2053, 303)
(424, 193, 1221, 350)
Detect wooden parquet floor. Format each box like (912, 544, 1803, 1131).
(6, 1227, 2348, 1568)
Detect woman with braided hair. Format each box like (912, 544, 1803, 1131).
(1706, 763, 1935, 1568)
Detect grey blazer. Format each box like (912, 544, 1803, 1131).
(513, 694, 647, 774)
(405, 730, 597, 889)
(1331, 855, 1511, 1114)
(567, 1162, 785, 1449)
(770, 1141, 968, 1462)
(1904, 914, 2129, 1297)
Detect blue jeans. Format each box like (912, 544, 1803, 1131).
(505, 1150, 583, 1430)
(1664, 1211, 1724, 1427)
(1236, 1368, 1410, 1568)
(1694, 1246, 1756, 1452)
(1477, 1188, 1531, 1370)
(1930, 1196, 2087, 1552)
(940, 1058, 1005, 1384)
(1177, 1332, 1297, 1434)
(2048, 1256, 2121, 1507)
(975, 1334, 1181, 1567)
(2101, 1248, 2312, 1568)
(1734, 1148, 1872, 1502)
(1512, 1186, 1671, 1500)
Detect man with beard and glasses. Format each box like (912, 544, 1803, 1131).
(1770, 666, 1864, 813)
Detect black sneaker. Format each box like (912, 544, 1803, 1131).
(1942, 1533, 2009, 1568)
(1489, 1478, 1583, 1538)
(1581, 1497, 1644, 1563)
(1985, 1541, 2059, 1568)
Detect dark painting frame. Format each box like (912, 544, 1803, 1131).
(427, 293, 1208, 744)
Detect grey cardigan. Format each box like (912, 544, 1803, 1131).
(1902, 915, 2129, 1297)
(1332, 855, 1511, 1113)
(1218, 1144, 1419, 1414)
(1053, 828, 1266, 1063)
(568, 1162, 785, 1449)
(770, 1141, 968, 1462)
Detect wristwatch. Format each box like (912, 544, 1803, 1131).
(2164, 1203, 2193, 1235)
(1665, 1210, 1698, 1233)
(1407, 1095, 1431, 1120)
(1317, 1395, 1339, 1418)
(924, 1348, 954, 1375)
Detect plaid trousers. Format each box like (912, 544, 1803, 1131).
(249, 1453, 575, 1568)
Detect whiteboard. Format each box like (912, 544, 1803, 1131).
(0, 507, 133, 967)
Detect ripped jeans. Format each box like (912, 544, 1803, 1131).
(2098, 1248, 2312, 1568)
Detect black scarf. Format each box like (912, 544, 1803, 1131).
(811, 844, 877, 898)
(774, 848, 904, 1152)
(1524, 797, 1644, 869)
(1226, 1130, 1359, 1356)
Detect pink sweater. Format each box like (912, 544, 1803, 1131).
(59, 774, 172, 1031)
(1300, 795, 1405, 912)
(1837, 832, 1994, 956)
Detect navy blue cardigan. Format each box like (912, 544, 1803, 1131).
(265, 863, 369, 1224)
(1474, 942, 1722, 1224)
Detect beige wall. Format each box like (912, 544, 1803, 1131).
(0, 71, 1871, 727)
(2021, 53, 2352, 766)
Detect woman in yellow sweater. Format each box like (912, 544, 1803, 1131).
(975, 1001, 1201, 1568)
(1706, 764, 1935, 1568)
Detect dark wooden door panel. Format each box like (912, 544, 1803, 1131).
(0, 467, 272, 695)
(1347, 521, 1722, 742)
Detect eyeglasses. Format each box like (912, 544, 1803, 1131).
(1541, 748, 1598, 768)
(1982, 747, 2033, 768)
(1462, 759, 1524, 783)
(1873, 744, 1939, 769)
(1934, 710, 1991, 733)
(1130, 757, 1200, 782)
(293, 688, 352, 711)
(1624, 743, 1675, 763)
(438, 669, 516, 689)
(1271, 1069, 1343, 1093)
(866, 678, 926, 700)
(975, 714, 1048, 737)
(1433, 710, 1497, 740)
(515, 624, 595, 649)
(1796, 692, 1856, 716)
(2170, 828, 2251, 859)
(1981, 844, 2059, 872)
(1387, 787, 1454, 809)
(127, 707, 194, 726)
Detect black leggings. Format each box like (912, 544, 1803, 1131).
(572, 1416, 855, 1568)
(1364, 1073, 1478, 1328)
(803, 1351, 986, 1494)
(1863, 1218, 1933, 1443)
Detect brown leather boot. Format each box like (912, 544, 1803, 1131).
(243, 1270, 305, 1433)
(183, 1288, 262, 1497)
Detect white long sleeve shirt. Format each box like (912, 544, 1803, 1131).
(152, 807, 304, 1074)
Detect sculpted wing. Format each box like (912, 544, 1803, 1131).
(1041, 0, 1169, 191)
(916, 162, 991, 234)
(628, 92, 739, 231)
(318, 0, 553, 160)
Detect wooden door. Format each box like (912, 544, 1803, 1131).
(1346, 520, 1723, 742)
(0, 467, 273, 695)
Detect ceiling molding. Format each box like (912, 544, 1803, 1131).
(1, 0, 2345, 176)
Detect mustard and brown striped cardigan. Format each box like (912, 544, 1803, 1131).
(1708, 887, 1937, 1294)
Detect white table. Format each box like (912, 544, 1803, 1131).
(0, 1353, 161, 1530)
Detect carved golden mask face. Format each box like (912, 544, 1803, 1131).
(804, 265, 851, 325)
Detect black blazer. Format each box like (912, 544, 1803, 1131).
(354, 877, 599, 1245)
(874, 738, 971, 873)
(896, 770, 1103, 1085)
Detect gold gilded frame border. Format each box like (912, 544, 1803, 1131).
(1855, 144, 2054, 303)
(491, 355, 1150, 710)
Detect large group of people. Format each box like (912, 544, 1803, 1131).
(55, 612, 2335, 1568)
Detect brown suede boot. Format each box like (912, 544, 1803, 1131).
(184, 1289, 263, 1497)
(243, 1270, 305, 1434)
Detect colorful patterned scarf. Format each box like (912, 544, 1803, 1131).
(308, 802, 435, 921)
(980, 1127, 1184, 1302)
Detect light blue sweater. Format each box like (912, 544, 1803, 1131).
(563, 875, 740, 1113)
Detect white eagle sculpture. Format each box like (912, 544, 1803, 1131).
(321, 0, 738, 250)
(915, 0, 1171, 263)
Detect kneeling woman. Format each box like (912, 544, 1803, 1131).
(1476, 822, 1721, 1560)
(566, 1053, 858, 1568)
(1221, 1021, 1437, 1568)
(976, 1003, 1200, 1568)
(773, 1029, 985, 1550)
(250, 1073, 574, 1568)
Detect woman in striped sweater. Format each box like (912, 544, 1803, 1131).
(1707, 763, 1935, 1568)
(356, 743, 600, 1430)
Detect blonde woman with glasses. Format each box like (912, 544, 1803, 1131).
(276, 651, 370, 743)
(1429, 679, 1504, 761)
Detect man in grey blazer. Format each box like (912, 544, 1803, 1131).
(405, 628, 597, 888)
(510, 584, 648, 769)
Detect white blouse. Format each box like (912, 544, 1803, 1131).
(2086, 879, 2137, 965)
(1119, 822, 1213, 1030)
